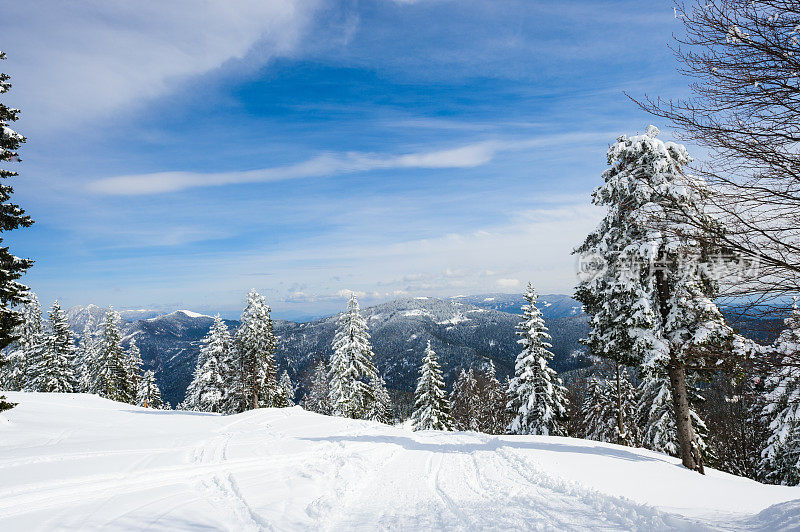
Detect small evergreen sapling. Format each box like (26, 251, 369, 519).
(137, 370, 164, 409)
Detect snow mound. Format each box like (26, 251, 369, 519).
(1, 392, 798, 530)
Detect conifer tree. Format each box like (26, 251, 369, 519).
(759, 303, 800, 485)
(329, 294, 378, 419)
(369, 375, 393, 424)
(451, 368, 478, 431)
(2, 293, 42, 390)
(184, 315, 230, 413)
(0, 52, 35, 412)
(136, 370, 164, 409)
(581, 366, 639, 445)
(29, 301, 76, 393)
(303, 358, 331, 415)
(581, 376, 615, 442)
(480, 361, 509, 435)
(234, 289, 278, 410)
(275, 370, 295, 407)
(638, 374, 709, 457)
(507, 283, 568, 436)
(93, 310, 133, 403)
(77, 318, 99, 394)
(412, 341, 454, 431)
(126, 338, 143, 395)
(575, 126, 738, 473)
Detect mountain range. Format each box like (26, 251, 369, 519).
(65, 295, 590, 406)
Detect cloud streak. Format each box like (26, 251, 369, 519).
(88, 132, 610, 195)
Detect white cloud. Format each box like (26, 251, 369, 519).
(497, 278, 521, 289)
(2, 1, 322, 130)
(87, 132, 612, 195)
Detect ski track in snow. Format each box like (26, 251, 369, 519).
(1, 393, 799, 531)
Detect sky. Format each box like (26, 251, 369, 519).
(0, 0, 691, 320)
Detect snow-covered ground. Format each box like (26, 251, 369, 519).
(1, 393, 799, 531)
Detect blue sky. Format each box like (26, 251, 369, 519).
(1, 0, 689, 319)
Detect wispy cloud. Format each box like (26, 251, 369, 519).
(88, 132, 611, 195)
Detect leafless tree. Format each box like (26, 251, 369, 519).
(634, 0, 800, 324)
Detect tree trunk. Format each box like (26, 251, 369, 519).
(616, 362, 625, 446)
(667, 360, 705, 474)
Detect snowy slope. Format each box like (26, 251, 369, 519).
(2, 393, 798, 531)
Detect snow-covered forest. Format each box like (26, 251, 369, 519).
(4, 0, 800, 529)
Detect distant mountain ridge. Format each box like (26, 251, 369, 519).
(66, 295, 590, 406)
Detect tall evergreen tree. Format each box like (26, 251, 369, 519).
(234, 289, 278, 410)
(760, 303, 800, 485)
(0, 52, 35, 412)
(303, 358, 331, 415)
(29, 301, 76, 393)
(136, 370, 164, 409)
(411, 341, 454, 431)
(1, 293, 42, 390)
(184, 315, 230, 413)
(328, 294, 378, 419)
(575, 126, 739, 473)
(92, 310, 133, 403)
(507, 283, 568, 436)
(451, 368, 478, 431)
(479, 361, 509, 435)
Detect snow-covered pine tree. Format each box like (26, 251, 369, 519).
(275, 370, 295, 407)
(93, 310, 133, 403)
(1, 293, 42, 390)
(234, 289, 278, 410)
(479, 360, 509, 435)
(0, 52, 35, 412)
(369, 375, 393, 424)
(184, 315, 230, 413)
(303, 358, 331, 415)
(638, 373, 709, 457)
(574, 126, 738, 473)
(328, 294, 378, 419)
(136, 370, 164, 409)
(411, 340, 454, 431)
(507, 283, 568, 436)
(451, 368, 478, 431)
(29, 301, 76, 393)
(126, 338, 143, 396)
(581, 376, 616, 442)
(76, 318, 99, 394)
(759, 302, 800, 485)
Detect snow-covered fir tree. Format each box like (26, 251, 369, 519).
(369, 375, 393, 424)
(76, 317, 99, 394)
(574, 126, 738, 473)
(29, 301, 76, 393)
(451, 368, 478, 431)
(479, 361, 509, 435)
(507, 283, 568, 436)
(411, 341, 454, 431)
(136, 370, 164, 409)
(581, 367, 638, 445)
(329, 294, 378, 419)
(638, 373, 709, 457)
(92, 310, 133, 403)
(0, 52, 34, 414)
(759, 303, 800, 485)
(234, 289, 278, 411)
(125, 338, 143, 395)
(303, 358, 331, 415)
(275, 370, 295, 407)
(183, 315, 230, 413)
(1, 293, 42, 390)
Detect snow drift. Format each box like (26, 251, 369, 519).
(1, 393, 798, 530)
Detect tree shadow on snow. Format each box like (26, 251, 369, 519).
(298, 434, 666, 464)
